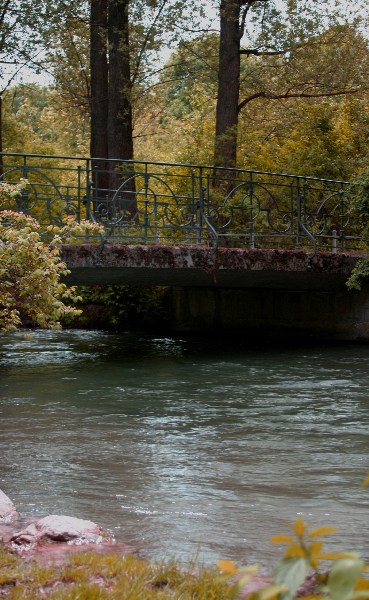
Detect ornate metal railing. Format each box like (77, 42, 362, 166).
(0, 152, 361, 252)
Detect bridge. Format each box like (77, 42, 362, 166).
(1, 152, 368, 339)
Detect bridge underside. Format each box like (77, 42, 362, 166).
(61, 244, 360, 291)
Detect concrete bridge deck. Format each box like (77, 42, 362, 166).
(61, 243, 361, 291)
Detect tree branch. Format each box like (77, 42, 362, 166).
(131, 0, 169, 85)
(237, 87, 366, 113)
(240, 47, 286, 56)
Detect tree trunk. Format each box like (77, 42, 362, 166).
(90, 0, 109, 205)
(107, 0, 136, 217)
(214, 0, 241, 169)
(107, 0, 133, 161)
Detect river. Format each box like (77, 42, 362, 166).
(0, 329, 368, 570)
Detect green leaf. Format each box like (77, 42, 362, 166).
(273, 558, 310, 600)
(252, 584, 288, 600)
(327, 558, 363, 600)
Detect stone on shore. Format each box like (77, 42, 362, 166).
(10, 515, 112, 547)
(0, 489, 20, 522)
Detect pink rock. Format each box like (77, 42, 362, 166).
(10, 515, 112, 547)
(0, 489, 20, 522)
(238, 574, 273, 598)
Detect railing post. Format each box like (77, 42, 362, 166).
(339, 189, 345, 251)
(332, 229, 337, 253)
(77, 165, 82, 222)
(85, 158, 92, 221)
(19, 154, 29, 214)
(248, 172, 255, 249)
(295, 177, 301, 248)
(144, 171, 150, 242)
(196, 167, 203, 245)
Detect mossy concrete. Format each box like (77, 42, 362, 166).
(61, 244, 361, 290)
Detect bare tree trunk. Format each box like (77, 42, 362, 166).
(107, 0, 133, 161)
(90, 0, 109, 207)
(107, 0, 136, 217)
(90, 0, 108, 159)
(214, 0, 241, 169)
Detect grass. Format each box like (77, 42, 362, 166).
(0, 547, 237, 599)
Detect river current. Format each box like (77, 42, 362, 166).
(0, 329, 368, 569)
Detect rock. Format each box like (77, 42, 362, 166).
(238, 574, 273, 598)
(18, 540, 138, 567)
(8, 514, 137, 566)
(296, 572, 323, 597)
(10, 515, 112, 547)
(0, 489, 20, 522)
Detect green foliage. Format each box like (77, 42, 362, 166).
(346, 257, 369, 291)
(75, 285, 170, 331)
(345, 166, 369, 291)
(0, 181, 104, 332)
(349, 166, 369, 229)
(2, 84, 90, 156)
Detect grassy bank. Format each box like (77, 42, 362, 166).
(1, 513, 369, 599)
(0, 547, 235, 599)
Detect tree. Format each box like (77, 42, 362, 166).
(0, 0, 89, 167)
(144, 28, 368, 179)
(214, 0, 369, 168)
(1, 84, 89, 156)
(0, 0, 43, 164)
(44, 0, 209, 156)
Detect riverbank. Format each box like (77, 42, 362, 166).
(0, 487, 272, 598)
(1, 488, 327, 599)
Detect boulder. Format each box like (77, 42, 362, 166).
(0, 489, 20, 522)
(10, 514, 111, 547)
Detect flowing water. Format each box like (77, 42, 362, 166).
(0, 329, 368, 569)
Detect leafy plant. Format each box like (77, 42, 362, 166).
(219, 512, 369, 600)
(346, 257, 369, 291)
(349, 167, 369, 231)
(0, 181, 104, 331)
(346, 166, 369, 291)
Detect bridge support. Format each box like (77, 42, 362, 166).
(170, 286, 369, 341)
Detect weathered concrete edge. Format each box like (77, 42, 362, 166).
(60, 244, 363, 289)
(61, 244, 362, 273)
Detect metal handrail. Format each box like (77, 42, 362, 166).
(0, 152, 358, 252)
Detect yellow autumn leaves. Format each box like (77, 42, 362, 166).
(218, 507, 369, 600)
(0, 180, 105, 331)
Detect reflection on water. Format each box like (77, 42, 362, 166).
(0, 329, 369, 568)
